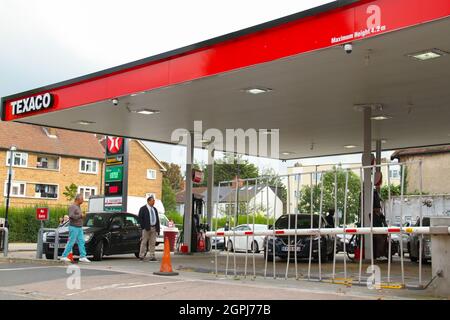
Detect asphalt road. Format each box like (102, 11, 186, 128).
(0, 251, 438, 300)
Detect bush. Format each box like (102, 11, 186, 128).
(0, 205, 69, 242)
(212, 214, 274, 230)
(165, 210, 184, 226)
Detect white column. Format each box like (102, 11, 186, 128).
(430, 217, 450, 297)
(183, 132, 194, 253)
(362, 107, 372, 259)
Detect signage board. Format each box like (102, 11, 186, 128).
(36, 207, 49, 221)
(105, 181, 123, 197)
(105, 166, 123, 182)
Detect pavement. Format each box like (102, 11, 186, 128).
(0, 243, 446, 300)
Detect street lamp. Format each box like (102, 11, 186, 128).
(4, 145, 17, 229)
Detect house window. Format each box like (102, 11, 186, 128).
(80, 159, 98, 174)
(146, 169, 156, 180)
(6, 152, 28, 167)
(35, 184, 58, 199)
(4, 181, 26, 197)
(36, 156, 59, 170)
(78, 186, 97, 200)
(389, 169, 400, 179)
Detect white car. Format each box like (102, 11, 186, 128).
(156, 213, 171, 246)
(226, 224, 268, 253)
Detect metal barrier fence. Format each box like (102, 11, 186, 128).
(0, 227, 9, 257)
(206, 161, 446, 289)
(36, 227, 60, 260)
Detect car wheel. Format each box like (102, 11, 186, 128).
(408, 244, 418, 262)
(45, 253, 54, 260)
(227, 240, 234, 252)
(327, 251, 335, 261)
(93, 241, 104, 261)
(250, 241, 259, 253)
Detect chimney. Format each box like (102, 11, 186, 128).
(231, 176, 244, 189)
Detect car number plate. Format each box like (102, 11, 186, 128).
(281, 246, 301, 252)
(49, 243, 66, 249)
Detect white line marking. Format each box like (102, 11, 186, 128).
(0, 266, 54, 271)
(116, 280, 196, 289)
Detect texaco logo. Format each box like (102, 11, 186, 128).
(107, 137, 123, 154)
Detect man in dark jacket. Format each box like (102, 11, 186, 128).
(138, 195, 160, 261)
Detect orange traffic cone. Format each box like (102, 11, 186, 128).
(153, 237, 179, 276)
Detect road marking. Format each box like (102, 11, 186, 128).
(66, 280, 196, 296)
(0, 266, 54, 272)
(116, 279, 196, 289)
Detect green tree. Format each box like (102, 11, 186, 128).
(63, 183, 78, 202)
(213, 154, 259, 185)
(298, 167, 361, 224)
(380, 184, 401, 201)
(161, 161, 184, 192)
(161, 178, 177, 212)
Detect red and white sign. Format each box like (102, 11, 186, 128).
(107, 137, 124, 154)
(104, 197, 123, 207)
(192, 170, 204, 184)
(36, 208, 49, 221)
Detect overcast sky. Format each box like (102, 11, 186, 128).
(0, 0, 393, 174)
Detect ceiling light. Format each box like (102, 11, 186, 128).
(408, 49, 447, 61)
(242, 87, 272, 95)
(371, 115, 391, 121)
(344, 145, 358, 149)
(281, 151, 294, 156)
(130, 109, 160, 115)
(76, 120, 95, 125)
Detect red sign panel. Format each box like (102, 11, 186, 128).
(36, 208, 49, 221)
(107, 137, 124, 155)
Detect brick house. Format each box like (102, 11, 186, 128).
(0, 122, 104, 208)
(391, 145, 450, 195)
(0, 122, 165, 209)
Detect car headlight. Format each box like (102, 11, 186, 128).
(84, 233, 93, 243)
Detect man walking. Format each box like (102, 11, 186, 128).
(138, 195, 160, 261)
(60, 194, 90, 263)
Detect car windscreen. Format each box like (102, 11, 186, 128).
(275, 215, 321, 229)
(84, 214, 109, 228)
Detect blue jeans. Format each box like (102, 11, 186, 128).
(62, 226, 87, 258)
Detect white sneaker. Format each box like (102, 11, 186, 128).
(79, 257, 91, 263)
(60, 257, 71, 262)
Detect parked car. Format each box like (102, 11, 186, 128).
(226, 224, 269, 253)
(211, 228, 226, 250)
(408, 217, 432, 262)
(43, 212, 142, 261)
(263, 214, 334, 262)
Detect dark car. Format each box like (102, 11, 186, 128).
(43, 212, 142, 261)
(408, 217, 432, 262)
(263, 214, 335, 262)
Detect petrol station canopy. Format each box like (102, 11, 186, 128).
(2, 0, 450, 160)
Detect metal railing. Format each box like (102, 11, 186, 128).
(0, 227, 9, 257)
(207, 161, 444, 289)
(36, 227, 60, 260)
